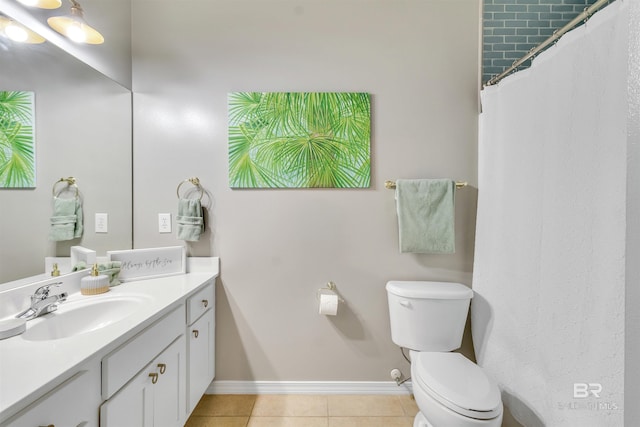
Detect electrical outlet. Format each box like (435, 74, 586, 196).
(158, 213, 171, 233)
(95, 213, 108, 233)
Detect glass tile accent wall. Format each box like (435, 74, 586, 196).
(483, 0, 600, 84)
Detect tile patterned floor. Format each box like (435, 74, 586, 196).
(186, 394, 418, 427)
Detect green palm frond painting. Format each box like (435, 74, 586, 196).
(0, 91, 35, 188)
(228, 92, 370, 188)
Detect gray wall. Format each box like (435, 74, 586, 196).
(132, 0, 481, 381)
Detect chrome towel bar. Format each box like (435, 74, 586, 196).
(384, 180, 467, 190)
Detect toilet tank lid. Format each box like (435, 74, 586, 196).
(386, 281, 473, 299)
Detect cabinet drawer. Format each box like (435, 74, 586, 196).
(186, 281, 214, 325)
(3, 366, 100, 427)
(102, 305, 184, 399)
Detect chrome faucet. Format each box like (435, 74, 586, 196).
(16, 282, 68, 320)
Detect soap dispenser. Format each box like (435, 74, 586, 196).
(80, 264, 109, 295)
(51, 263, 60, 277)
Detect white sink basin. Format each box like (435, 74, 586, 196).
(21, 294, 152, 341)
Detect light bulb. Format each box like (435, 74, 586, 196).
(66, 22, 86, 43)
(16, 0, 62, 9)
(5, 23, 29, 42)
(47, 1, 104, 45)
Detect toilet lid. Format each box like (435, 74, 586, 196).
(413, 352, 502, 420)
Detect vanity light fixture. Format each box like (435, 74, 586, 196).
(47, 0, 103, 44)
(16, 0, 62, 10)
(0, 16, 45, 43)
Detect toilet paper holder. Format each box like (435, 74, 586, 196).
(316, 281, 345, 302)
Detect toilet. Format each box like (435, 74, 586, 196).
(386, 281, 503, 427)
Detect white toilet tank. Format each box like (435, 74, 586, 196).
(386, 281, 473, 351)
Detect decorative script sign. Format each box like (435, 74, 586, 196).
(107, 246, 186, 281)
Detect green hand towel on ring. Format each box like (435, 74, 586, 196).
(49, 197, 83, 241)
(177, 198, 204, 241)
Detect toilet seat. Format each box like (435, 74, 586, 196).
(413, 352, 501, 420)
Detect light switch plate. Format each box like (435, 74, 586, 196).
(158, 213, 171, 233)
(95, 213, 108, 233)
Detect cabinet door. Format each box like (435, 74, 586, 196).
(100, 335, 185, 427)
(187, 308, 215, 414)
(154, 335, 186, 427)
(99, 363, 154, 427)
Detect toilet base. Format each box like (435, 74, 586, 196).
(413, 411, 432, 427)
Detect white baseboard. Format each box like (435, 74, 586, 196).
(206, 380, 413, 395)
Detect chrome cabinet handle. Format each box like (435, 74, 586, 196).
(202, 299, 209, 308)
(149, 372, 159, 384)
(193, 329, 199, 338)
(157, 363, 166, 374)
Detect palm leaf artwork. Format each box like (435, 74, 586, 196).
(228, 92, 370, 188)
(0, 91, 36, 188)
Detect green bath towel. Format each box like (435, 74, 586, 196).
(49, 198, 83, 242)
(395, 179, 455, 254)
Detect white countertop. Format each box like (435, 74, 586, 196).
(0, 267, 218, 422)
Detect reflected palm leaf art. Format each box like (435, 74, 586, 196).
(0, 91, 35, 188)
(229, 92, 370, 188)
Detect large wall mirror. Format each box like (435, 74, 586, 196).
(0, 0, 132, 283)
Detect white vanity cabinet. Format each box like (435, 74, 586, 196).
(2, 364, 101, 427)
(0, 271, 217, 427)
(186, 281, 215, 414)
(100, 279, 216, 426)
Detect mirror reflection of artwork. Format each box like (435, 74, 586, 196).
(228, 92, 371, 188)
(0, 91, 35, 188)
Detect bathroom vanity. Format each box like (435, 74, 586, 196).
(0, 260, 218, 427)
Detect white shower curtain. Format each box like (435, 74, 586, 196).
(472, 2, 630, 426)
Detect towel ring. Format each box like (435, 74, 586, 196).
(176, 177, 204, 200)
(52, 177, 79, 199)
